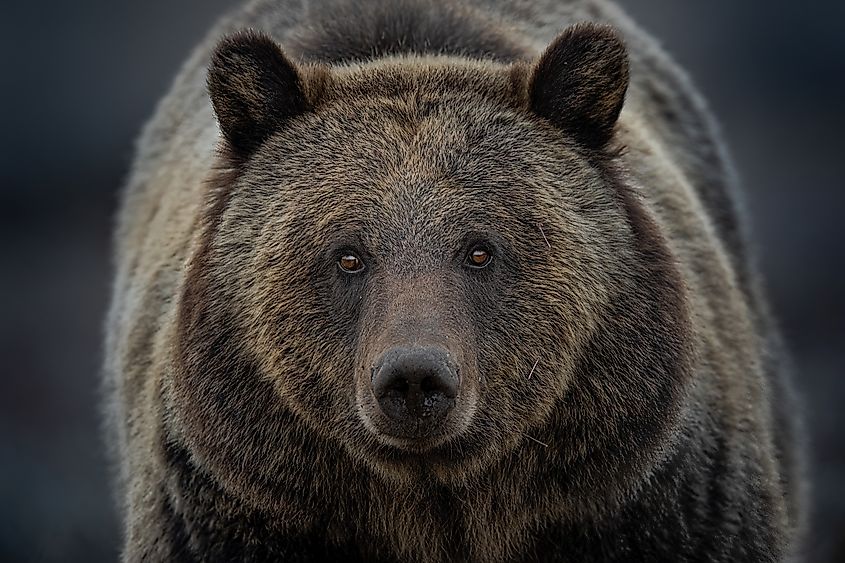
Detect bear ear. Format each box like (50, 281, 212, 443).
(208, 30, 309, 158)
(529, 23, 629, 149)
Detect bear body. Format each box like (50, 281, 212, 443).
(104, 0, 803, 561)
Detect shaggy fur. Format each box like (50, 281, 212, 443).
(104, 0, 804, 561)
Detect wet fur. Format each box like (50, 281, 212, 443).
(104, 0, 804, 561)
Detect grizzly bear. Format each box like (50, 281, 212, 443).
(103, 0, 804, 561)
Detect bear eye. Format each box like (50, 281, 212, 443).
(466, 246, 492, 269)
(338, 253, 365, 273)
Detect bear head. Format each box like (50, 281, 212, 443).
(172, 24, 693, 517)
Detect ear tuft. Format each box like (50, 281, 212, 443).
(529, 23, 629, 149)
(207, 30, 308, 157)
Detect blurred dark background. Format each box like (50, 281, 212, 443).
(1, 1, 842, 561)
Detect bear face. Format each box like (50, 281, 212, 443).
(172, 27, 693, 515)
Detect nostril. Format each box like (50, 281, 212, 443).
(420, 375, 438, 394)
(420, 374, 455, 398)
(381, 376, 409, 397)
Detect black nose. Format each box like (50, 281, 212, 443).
(372, 347, 458, 434)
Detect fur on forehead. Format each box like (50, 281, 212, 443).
(221, 56, 608, 239)
(304, 56, 531, 114)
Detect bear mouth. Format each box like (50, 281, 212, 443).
(351, 416, 502, 482)
(372, 428, 455, 453)
(357, 401, 460, 452)
(355, 379, 479, 452)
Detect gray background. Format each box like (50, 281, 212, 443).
(1, 1, 842, 561)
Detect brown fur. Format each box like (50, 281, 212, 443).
(104, 0, 804, 561)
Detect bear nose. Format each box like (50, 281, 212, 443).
(372, 346, 458, 434)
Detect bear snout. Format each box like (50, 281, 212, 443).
(368, 346, 459, 439)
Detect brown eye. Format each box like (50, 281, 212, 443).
(338, 253, 364, 273)
(467, 247, 492, 269)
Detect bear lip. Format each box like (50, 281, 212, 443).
(356, 384, 479, 456)
(359, 402, 459, 448)
(376, 431, 454, 453)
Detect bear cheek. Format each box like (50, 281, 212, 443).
(230, 257, 359, 433)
